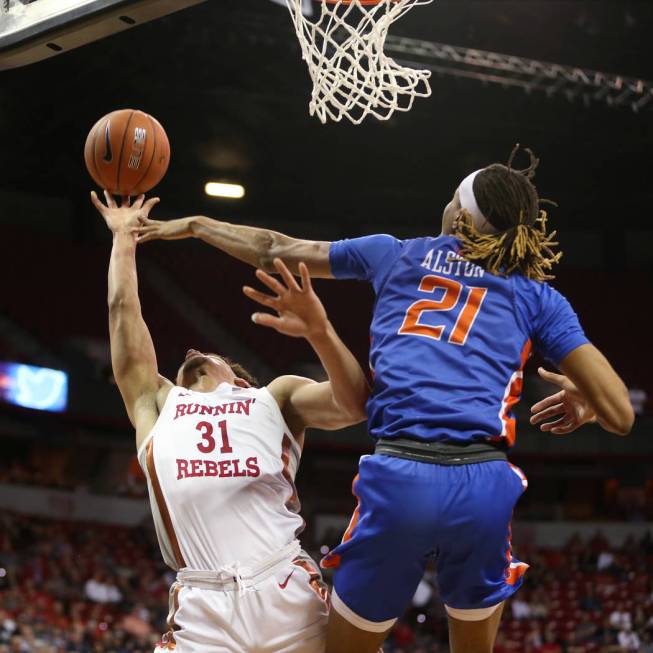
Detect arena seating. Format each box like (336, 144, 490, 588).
(2, 509, 652, 653)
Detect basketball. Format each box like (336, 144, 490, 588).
(84, 109, 170, 196)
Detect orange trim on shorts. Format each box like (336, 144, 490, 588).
(157, 584, 181, 651)
(292, 557, 330, 606)
(146, 440, 187, 569)
(321, 474, 361, 570)
(504, 522, 529, 586)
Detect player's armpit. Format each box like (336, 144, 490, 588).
(269, 375, 366, 434)
(558, 344, 634, 436)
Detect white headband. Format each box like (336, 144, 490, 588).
(458, 169, 486, 225)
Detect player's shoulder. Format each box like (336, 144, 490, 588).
(404, 233, 454, 248)
(511, 274, 576, 329)
(512, 274, 567, 303)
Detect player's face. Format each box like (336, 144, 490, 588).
(441, 189, 461, 235)
(176, 349, 236, 389)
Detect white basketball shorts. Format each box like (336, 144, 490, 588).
(155, 545, 328, 653)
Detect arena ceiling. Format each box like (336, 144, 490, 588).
(0, 0, 652, 265)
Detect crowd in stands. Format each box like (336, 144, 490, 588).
(0, 512, 170, 653)
(384, 531, 653, 653)
(1, 510, 653, 653)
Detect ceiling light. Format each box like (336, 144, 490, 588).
(205, 182, 245, 199)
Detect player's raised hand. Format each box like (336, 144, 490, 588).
(244, 259, 329, 341)
(530, 367, 597, 435)
(91, 191, 160, 235)
(135, 216, 195, 243)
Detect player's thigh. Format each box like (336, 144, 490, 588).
(448, 601, 505, 653)
(325, 607, 389, 653)
(262, 554, 329, 653)
(322, 455, 436, 639)
(436, 461, 528, 612)
(168, 586, 241, 653)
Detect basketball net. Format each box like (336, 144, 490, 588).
(286, 0, 433, 125)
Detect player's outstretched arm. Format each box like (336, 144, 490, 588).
(92, 191, 172, 445)
(136, 215, 333, 278)
(530, 344, 634, 436)
(245, 258, 369, 432)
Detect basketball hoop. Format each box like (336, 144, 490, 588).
(286, 0, 433, 124)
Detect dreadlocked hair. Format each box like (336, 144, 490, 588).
(454, 144, 562, 282)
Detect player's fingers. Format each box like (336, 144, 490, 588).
(243, 286, 278, 309)
(132, 194, 145, 209)
(538, 367, 567, 388)
(298, 262, 312, 292)
(90, 191, 104, 210)
(120, 195, 131, 208)
(550, 422, 579, 435)
(539, 415, 574, 432)
(251, 312, 283, 331)
(136, 220, 159, 231)
(530, 403, 565, 425)
(273, 258, 301, 292)
(255, 269, 286, 296)
(142, 197, 160, 214)
(104, 190, 117, 208)
(135, 232, 155, 243)
(530, 391, 565, 415)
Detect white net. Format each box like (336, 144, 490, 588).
(286, 0, 433, 125)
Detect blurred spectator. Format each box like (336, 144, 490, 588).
(598, 630, 622, 653)
(579, 581, 603, 611)
(524, 621, 542, 648)
(617, 624, 641, 652)
(641, 631, 653, 653)
(598, 550, 616, 571)
(390, 621, 416, 649)
(529, 588, 549, 619)
(539, 629, 563, 653)
(511, 594, 532, 619)
(84, 572, 122, 604)
(412, 578, 433, 608)
(628, 386, 648, 415)
(608, 602, 632, 630)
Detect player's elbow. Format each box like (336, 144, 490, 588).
(344, 405, 368, 425)
(608, 404, 635, 436)
(108, 294, 137, 314)
(598, 390, 635, 436)
(335, 396, 368, 426)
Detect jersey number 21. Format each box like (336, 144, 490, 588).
(398, 274, 487, 346)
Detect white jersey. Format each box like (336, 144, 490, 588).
(138, 382, 304, 572)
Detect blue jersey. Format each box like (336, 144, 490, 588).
(330, 234, 589, 445)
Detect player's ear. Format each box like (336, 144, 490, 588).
(233, 377, 251, 389)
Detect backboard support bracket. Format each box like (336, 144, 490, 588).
(0, 0, 208, 71)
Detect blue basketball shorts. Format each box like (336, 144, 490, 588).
(321, 454, 528, 631)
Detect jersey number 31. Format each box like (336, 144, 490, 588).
(398, 274, 487, 346)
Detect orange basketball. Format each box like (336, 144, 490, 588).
(84, 109, 170, 196)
